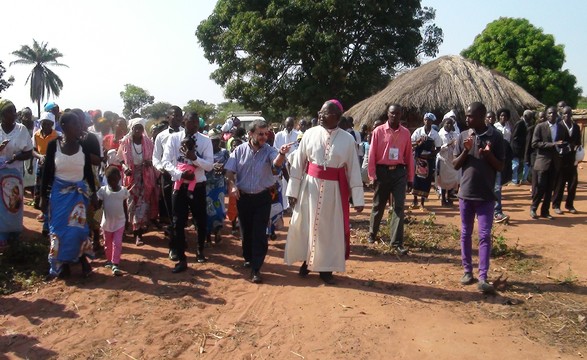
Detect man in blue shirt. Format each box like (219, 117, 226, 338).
(225, 120, 293, 283)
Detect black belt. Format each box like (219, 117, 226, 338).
(239, 186, 274, 197)
(180, 181, 206, 189)
(377, 164, 406, 170)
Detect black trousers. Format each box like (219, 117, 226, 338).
(159, 172, 173, 221)
(237, 190, 272, 271)
(531, 168, 555, 215)
(552, 165, 578, 209)
(369, 165, 407, 247)
(171, 182, 207, 262)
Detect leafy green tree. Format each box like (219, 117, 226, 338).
(196, 0, 442, 118)
(0, 60, 14, 95)
(120, 84, 155, 118)
(141, 101, 172, 120)
(462, 17, 581, 107)
(183, 99, 217, 120)
(10, 39, 67, 116)
(213, 101, 247, 123)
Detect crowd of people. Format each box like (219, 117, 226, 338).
(0, 97, 582, 292)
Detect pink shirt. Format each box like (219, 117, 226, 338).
(367, 121, 414, 182)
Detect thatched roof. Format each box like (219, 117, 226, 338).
(345, 55, 543, 129)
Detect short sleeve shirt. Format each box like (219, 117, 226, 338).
(97, 185, 130, 232)
(454, 126, 505, 201)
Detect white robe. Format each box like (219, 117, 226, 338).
(285, 127, 364, 272)
(435, 128, 459, 190)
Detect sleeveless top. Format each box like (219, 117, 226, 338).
(55, 141, 85, 182)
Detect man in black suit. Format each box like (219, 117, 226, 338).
(530, 106, 570, 219)
(552, 106, 581, 214)
(511, 110, 532, 185)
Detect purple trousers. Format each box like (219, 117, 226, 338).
(459, 199, 494, 281)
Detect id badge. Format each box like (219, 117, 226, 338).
(388, 148, 399, 160)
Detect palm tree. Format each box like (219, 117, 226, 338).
(10, 39, 68, 117)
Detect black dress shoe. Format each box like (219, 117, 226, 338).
(367, 234, 376, 244)
(251, 270, 262, 284)
(243, 261, 252, 268)
(566, 207, 578, 214)
(530, 209, 539, 219)
(394, 245, 409, 255)
(541, 213, 554, 220)
(196, 254, 207, 263)
(299, 262, 310, 277)
(169, 249, 178, 261)
(319, 272, 336, 285)
(172, 261, 188, 273)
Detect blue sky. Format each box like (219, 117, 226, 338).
(1, 0, 584, 115)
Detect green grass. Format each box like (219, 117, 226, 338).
(0, 237, 49, 295)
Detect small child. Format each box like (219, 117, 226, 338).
(97, 166, 130, 276)
(175, 136, 198, 194)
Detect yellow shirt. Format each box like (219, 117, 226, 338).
(33, 129, 59, 155)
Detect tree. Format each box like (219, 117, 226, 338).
(120, 84, 155, 118)
(214, 101, 246, 123)
(183, 99, 217, 120)
(141, 101, 172, 120)
(462, 17, 581, 108)
(10, 39, 67, 117)
(0, 60, 14, 95)
(196, 0, 442, 118)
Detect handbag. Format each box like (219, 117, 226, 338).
(575, 145, 585, 165)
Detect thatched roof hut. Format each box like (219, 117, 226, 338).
(345, 55, 543, 131)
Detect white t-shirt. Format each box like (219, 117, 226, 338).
(97, 185, 130, 232)
(0, 123, 34, 169)
(411, 126, 442, 148)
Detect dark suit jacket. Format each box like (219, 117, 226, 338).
(531, 121, 570, 171)
(511, 119, 528, 158)
(560, 121, 582, 168)
(525, 124, 536, 166)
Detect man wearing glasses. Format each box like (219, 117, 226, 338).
(225, 120, 293, 283)
(367, 104, 414, 255)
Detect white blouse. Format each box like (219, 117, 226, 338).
(0, 123, 34, 169)
(55, 142, 85, 182)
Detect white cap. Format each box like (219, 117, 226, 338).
(39, 112, 56, 123)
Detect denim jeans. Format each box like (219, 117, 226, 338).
(493, 172, 502, 215)
(459, 199, 495, 281)
(512, 157, 530, 184)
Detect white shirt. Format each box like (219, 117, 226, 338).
(97, 185, 130, 232)
(162, 130, 214, 182)
(274, 129, 299, 155)
(494, 122, 512, 142)
(153, 126, 183, 171)
(411, 126, 442, 148)
(55, 142, 85, 182)
(548, 121, 557, 141)
(0, 123, 34, 169)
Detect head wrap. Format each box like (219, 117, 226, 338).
(44, 102, 57, 112)
(442, 110, 456, 121)
(328, 99, 344, 113)
(221, 119, 233, 132)
(40, 112, 56, 123)
(424, 113, 436, 122)
(97, 116, 108, 124)
(0, 99, 15, 115)
(128, 117, 146, 132)
(199, 117, 206, 129)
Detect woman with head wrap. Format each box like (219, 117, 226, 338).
(204, 129, 230, 244)
(410, 113, 442, 211)
(41, 112, 97, 278)
(436, 116, 460, 206)
(0, 100, 34, 247)
(117, 117, 158, 245)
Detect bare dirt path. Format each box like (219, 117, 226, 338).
(1, 167, 586, 359)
